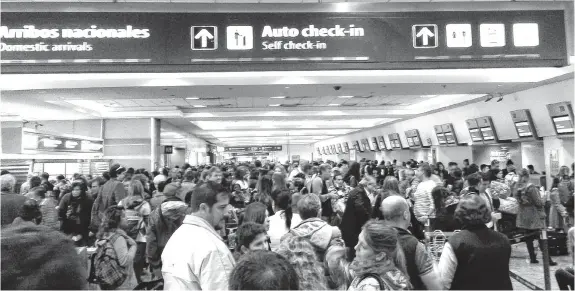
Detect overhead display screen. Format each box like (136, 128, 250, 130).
(480, 127, 495, 141)
(343, 142, 349, 152)
(469, 128, 483, 142)
(1, 10, 568, 72)
(371, 137, 380, 151)
(515, 121, 533, 137)
(377, 136, 387, 150)
(444, 131, 456, 144)
(553, 116, 574, 134)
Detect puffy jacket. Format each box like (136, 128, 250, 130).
(282, 217, 344, 262)
(162, 215, 235, 290)
(515, 183, 545, 230)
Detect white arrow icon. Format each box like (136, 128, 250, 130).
(195, 29, 214, 48)
(416, 27, 435, 46)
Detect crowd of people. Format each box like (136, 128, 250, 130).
(1, 157, 574, 290)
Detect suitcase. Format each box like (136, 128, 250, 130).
(547, 231, 568, 256)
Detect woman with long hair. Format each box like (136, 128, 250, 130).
(344, 162, 361, 188)
(348, 220, 411, 290)
(267, 189, 293, 251)
(431, 186, 459, 231)
(95, 206, 137, 290)
(253, 176, 275, 216)
(276, 236, 328, 290)
(241, 202, 272, 251)
(272, 172, 288, 194)
(58, 181, 94, 246)
(372, 176, 401, 220)
(436, 162, 449, 182)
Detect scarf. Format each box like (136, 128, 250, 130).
(350, 257, 411, 290)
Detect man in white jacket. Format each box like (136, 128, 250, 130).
(162, 181, 235, 290)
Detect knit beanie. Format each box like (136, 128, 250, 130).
(1, 224, 87, 290)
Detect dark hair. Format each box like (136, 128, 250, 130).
(190, 181, 230, 212)
(29, 176, 42, 189)
(480, 164, 489, 171)
(480, 172, 491, 183)
(109, 164, 126, 178)
(157, 181, 167, 193)
(40, 172, 50, 180)
(1, 224, 88, 290)
(243, 202, 268, 225)
(489, 169, 500, 181)
(162, 168, 169, 177)
(102, 172, 110, 181)
(273, 189, 292, 229)
(506, 159, 514, 166)
(551, 177, 561, 189)
(463, 159, 469, 163)
(236, 222, 267, 252)
(453, 168, 463, 179)
(431, 186, 450, 214)
(229, 250, 299, 290)
(19, 199, 42, 223)
(466, 173, 482, 187)
(90, 176, 106, 187)
(96, 205, 125, 239)
(448, 162, 457, 167)
(467, 164, 479, 175)
(344, 162, 361, 184)
(56, 175, 66, 181)
(254, 160, 262, 168)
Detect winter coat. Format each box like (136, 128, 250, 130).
(59, 193, 94, 236)
(161, 215, 235, 290)
(515, 183, 545, 230)
(340, 186, 372, 254)
(146, 199, 189, 274)
(282, 217, 345, 263)
(1, 191, 27, 227)
(90, 178, 126, 231)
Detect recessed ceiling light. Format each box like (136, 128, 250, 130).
(270, 96, 286, 99)
(269, 104, 281, 107)
(328, 104, 340, 106)
(338, 96, 354, 98)
(285, 86, 290, 89)
(193, 105, 207, 108)
(186, 97, 200, 100)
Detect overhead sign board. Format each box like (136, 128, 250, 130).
(1, 10, 567, 72)
(22, 131, 103, 153)
(230, 152, 269, 157)
(224, 145, 282, 152)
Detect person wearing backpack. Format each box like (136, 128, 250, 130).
(118, 180, 151, 284)
(347, 220, 411, 290)
(515, 168, 557, 266)
(146, 197, 189, 279)
(90, 205, 137, 290)
(90, 164, 127, 234)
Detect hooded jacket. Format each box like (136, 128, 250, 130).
(161, 215, 235, 290)
(146, 200, 188, 273)
(281, 217, 344, 262)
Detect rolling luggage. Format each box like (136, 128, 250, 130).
(547, 230, 568, 256)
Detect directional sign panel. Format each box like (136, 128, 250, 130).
(1, 10, 568, 72)
(191, 26, 217, 50)
(413, 24, 438, 48)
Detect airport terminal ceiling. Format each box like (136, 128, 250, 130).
(1, 2, 574, 147)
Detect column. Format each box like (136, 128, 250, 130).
(151, 118, 161, 171)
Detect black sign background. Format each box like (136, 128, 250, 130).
(1, 10, 568, 72)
